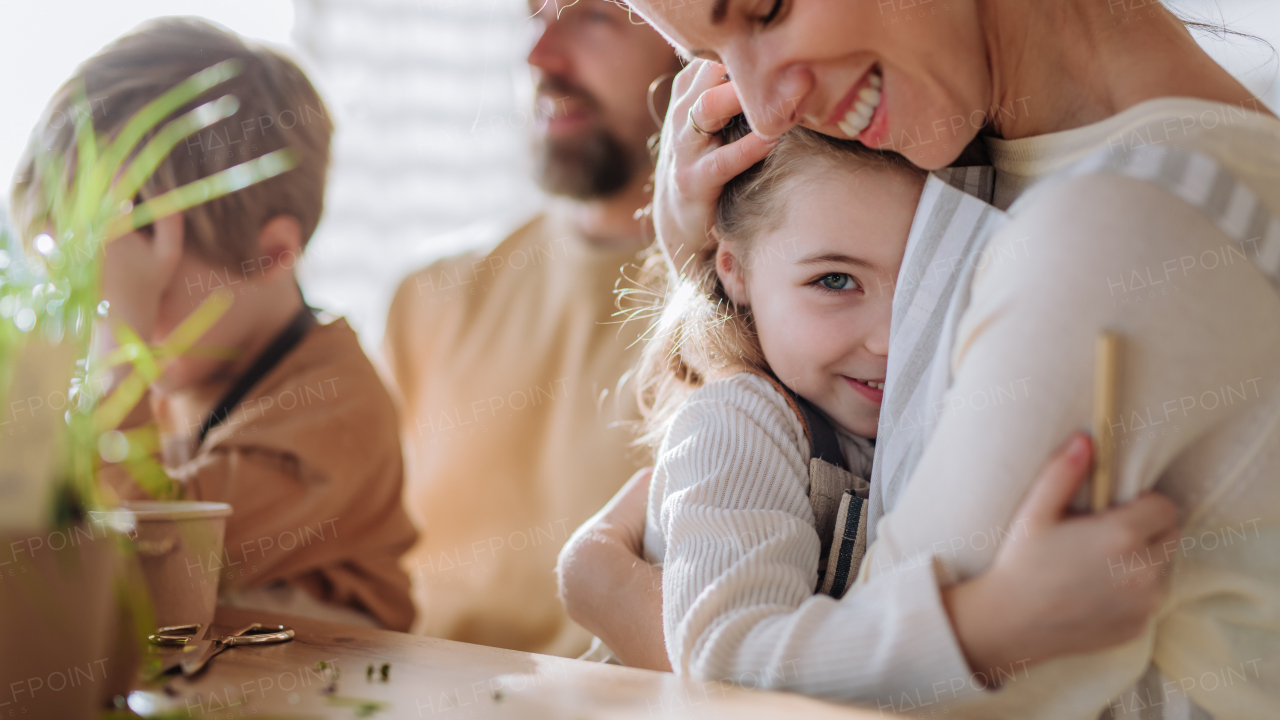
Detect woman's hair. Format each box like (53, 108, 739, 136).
(1166, 1, 1271, 46)
(630, 116, 922, 447)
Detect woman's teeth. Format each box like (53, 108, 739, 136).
(837, 71, 882, 138)
(856, 379, 885, 391)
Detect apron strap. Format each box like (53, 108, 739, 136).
(737, 366, 850, 470)
(787, 389, 850, 472)
(817, 490, 867, 599)
(197, 306, 317, 445)
(736, 367, 867, 597)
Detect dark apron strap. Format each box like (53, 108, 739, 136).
(822, 491, 866, 600)
(788, 389, 849, 468)
(739, 366, 851, 470)
(784, 389, 850, 471)
(741, 368, 868, 598)
(197, 306, 317, 444)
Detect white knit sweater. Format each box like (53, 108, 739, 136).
(643, 373, 981, 705)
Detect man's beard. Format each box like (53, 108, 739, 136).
(531, 76, 637, 201)
(534, 128, 635, 201)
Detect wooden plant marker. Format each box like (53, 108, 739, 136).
(1092, 332, 1122, 513)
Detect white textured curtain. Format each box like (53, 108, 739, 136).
(292, 0, 544, 352)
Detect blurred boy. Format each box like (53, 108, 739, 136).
(10, 18, 416, 630)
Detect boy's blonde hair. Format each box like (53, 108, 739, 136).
(633, 116, 922, 446)
(10, 17, 332, 268)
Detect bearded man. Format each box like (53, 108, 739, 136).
(382, 0, 681, 655)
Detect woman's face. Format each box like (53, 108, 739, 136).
(629, 0, 993, 169)
(717, 164, 922, 437)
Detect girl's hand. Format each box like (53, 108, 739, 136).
(943, 433, 1179, 677)
(654, 60, 777, 275)
(557, 467, 671, 671)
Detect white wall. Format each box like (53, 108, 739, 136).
(289, 0, 544, 355)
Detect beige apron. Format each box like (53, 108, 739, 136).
(759, 372, 870, 599)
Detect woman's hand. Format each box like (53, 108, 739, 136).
(943, 433, 1179, 678)
(557, 467, 671, 671)
(654, 60, 777, 275)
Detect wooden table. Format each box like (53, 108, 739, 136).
(127, 606, 890, 719)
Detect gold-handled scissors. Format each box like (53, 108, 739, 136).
(177, 623, 294, 677)
(149, 624, 203, 646)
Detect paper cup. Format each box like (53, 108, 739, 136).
(94, 501, 232, 631)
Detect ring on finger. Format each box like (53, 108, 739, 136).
(688, 107, 714, 137)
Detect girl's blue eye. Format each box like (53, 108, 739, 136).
(818, 273, 856, 291)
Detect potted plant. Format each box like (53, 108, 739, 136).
(0, 59, 296, 717)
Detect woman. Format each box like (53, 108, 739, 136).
(559, 1, 1280, 717)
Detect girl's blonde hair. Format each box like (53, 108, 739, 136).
(632, 115, 922, 446)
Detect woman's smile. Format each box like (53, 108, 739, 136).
(821, 65, 884, 140)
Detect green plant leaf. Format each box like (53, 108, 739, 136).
(3, 56, 296, 520)
(108, 148, 297, 240)
(70, 87, 101, 225)
(97, 58, 244, 189)
(110, 95, 241, 209)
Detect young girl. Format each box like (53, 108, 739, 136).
(635, 117, 986, 695)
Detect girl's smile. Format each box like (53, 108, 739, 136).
(843, 375, 886, 404)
